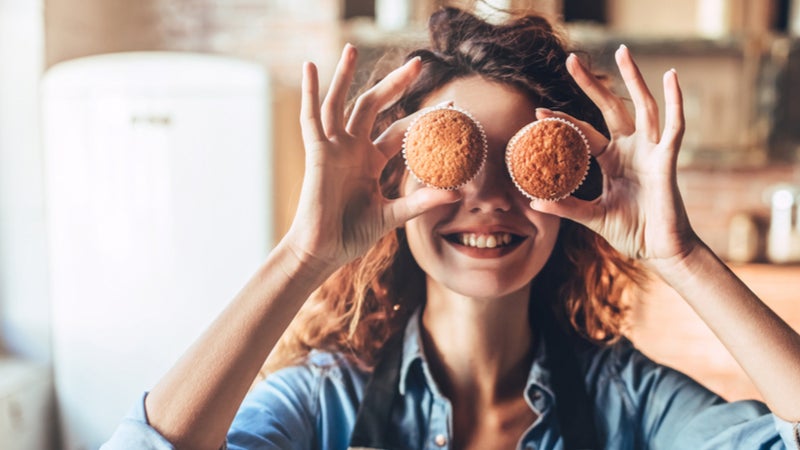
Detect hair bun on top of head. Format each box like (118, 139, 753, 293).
(428, 7, 557, 54)
(428, 7, 490, 54)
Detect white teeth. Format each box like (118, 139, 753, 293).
(456, 232, 514, 248)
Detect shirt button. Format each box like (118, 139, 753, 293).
(434, 434, 447, 447)
(532, 390, 542, 400)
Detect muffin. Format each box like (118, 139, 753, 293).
(403, 106, 487, 190)
(505, 117, 590, 201)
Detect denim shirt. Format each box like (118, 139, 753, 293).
(104, 309, 800, 449)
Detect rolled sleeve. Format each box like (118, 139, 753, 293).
(100, 392, 175, 450)
(773, 416, 800, 449)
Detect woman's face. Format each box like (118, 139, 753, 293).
(402, 76, 561, 300)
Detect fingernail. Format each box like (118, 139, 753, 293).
(618, 43, 628, 50)
(536, 107, 553, 115)
(405, 56, 422, 66)
(342, 44, 357, 60)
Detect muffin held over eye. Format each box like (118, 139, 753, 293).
(506, 117, 591, 201)
(403, 106, 487, 190)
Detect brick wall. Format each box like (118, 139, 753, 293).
(46, 0, 344, 82)
(679, 164, 800, 261)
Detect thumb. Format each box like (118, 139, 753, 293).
(530, 196, 601, 231)
(385, 188, 461, 228)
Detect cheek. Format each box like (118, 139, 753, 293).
(404, 210, 436, 250)
(403, 216, 435, 275)
(527, 210, 561, 256)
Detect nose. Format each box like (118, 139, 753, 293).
(460, 153, 515, 213)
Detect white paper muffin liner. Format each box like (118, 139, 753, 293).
(402, 104, 488, 190)
(505, 117, 591, 202)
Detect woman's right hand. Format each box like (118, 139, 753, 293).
(284, 44, 460, 270)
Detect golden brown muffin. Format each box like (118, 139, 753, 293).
(403, 106, 487, 189)
(505, 118, 590, 201)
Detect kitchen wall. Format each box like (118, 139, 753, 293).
(0, 1, 58, 448)
(0, 0, 50, 364)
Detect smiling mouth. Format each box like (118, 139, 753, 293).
(444, 232, 526, 249)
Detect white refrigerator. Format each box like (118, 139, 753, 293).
(41, 51, 273, 449)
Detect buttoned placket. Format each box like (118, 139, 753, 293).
(428, 398, 452, 450)
(517, 384, 552, 450)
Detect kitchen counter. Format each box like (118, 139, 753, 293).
(628, 263, 800, 402)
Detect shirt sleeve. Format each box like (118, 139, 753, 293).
(226, 364, 320, 450)
(596, 339, 796, 449)
(101, 361, 326, 450)
(99, 392, 177, 450)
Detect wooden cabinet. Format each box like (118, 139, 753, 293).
(628, 263, 800, 401)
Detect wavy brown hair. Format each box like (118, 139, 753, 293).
(263, 6, 647, 374)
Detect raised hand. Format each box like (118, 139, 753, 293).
(530, 45, 699, 269)
(285, 45, 460, 269)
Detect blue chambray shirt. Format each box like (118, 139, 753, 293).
(104, 309, 800, 449)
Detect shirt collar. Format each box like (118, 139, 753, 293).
(398, 307, 426, 396)
(397, 306, 557, 410)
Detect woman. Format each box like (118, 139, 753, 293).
(104, 6, 800, 450)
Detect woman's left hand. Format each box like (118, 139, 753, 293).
(530, 45, 699, 269)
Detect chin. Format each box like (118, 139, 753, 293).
(437, 274, 533, 301)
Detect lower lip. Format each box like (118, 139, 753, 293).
(446, 239, 524, 259)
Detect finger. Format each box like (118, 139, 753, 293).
(373, 117, 412, 160)
(535, 108, 609, 157)
(615, 45, 660, 143)
(346, 57, 422, 137)
(384, 188, 461, 228)
(300, 62, 326, 145)
(529, 196, 602, 231)
(661, 68, 685, 159)
(566, 53, 634, 136)
(321, 44, 358, 137)
(373, 102, 453, 160)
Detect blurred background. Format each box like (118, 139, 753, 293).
(2, 0, 800, 448)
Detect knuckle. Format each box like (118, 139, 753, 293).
(321, 98, 338, 114)
(299, 115, 313, 128)
(353, 92, 376, 113)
